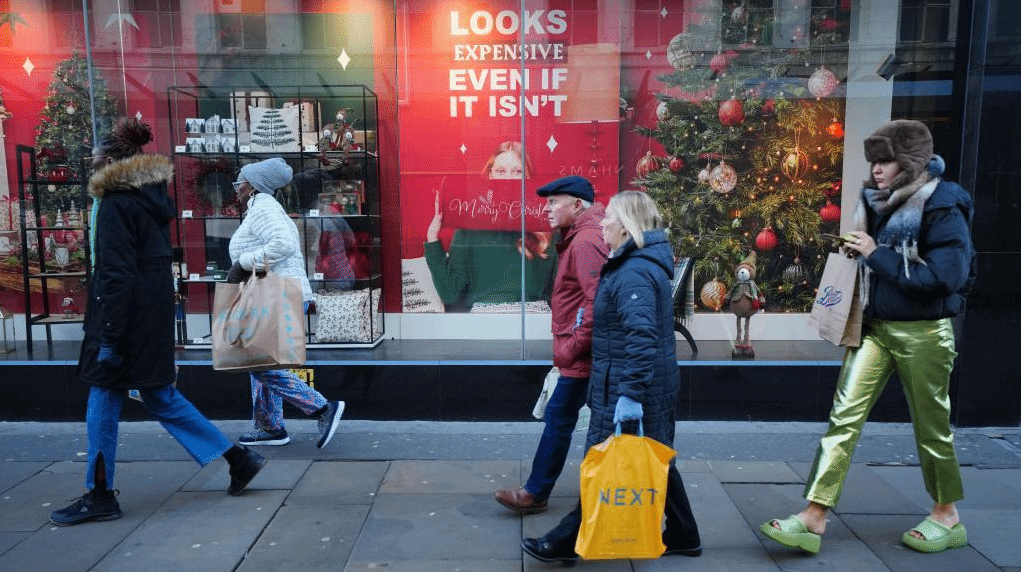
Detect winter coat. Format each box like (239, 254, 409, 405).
(862, 179, 976, 321)
(229, 192, 313, 303)
(586, 229, 680, 450)
(550, 203, 608, 377)
(78, 154, 177, 390)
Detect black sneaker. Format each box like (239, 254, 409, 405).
(239, 428, 290, 446)
(50, 490, 122, 526)
(316, 400, 345, 449)
(224, 445, 267, 496)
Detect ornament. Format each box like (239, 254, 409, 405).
(710, 53, 729, 74)
(826, 180, 843, 197)
(808, 67, 839, 98)
(65, 104, 76, 115)
(826, 119, 845, 138)
(755, 227, 778, 251)
(697, 164, 711, 184)
(782, 257, 808, 284)
(820, 201, 841, 222)
(731, 5, 746, 23)
(636, 151, 659, 178)
(656, 101, 670, 121)
(668, 156, 685, 173)
(718, 99, 745, 126)
(709, 161, 737, 194)
(763, 98, 775, 114)
(781, 147, 809, 181)
(700, 278, 727, 311)
(667, 33, 695, 70)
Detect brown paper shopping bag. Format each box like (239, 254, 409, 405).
(575, 424, 675, 560)
(809, 252, 863, 347)
(212, 269, 306, 371)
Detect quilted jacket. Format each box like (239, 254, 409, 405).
(585, 229, 680, 450)
(229, 192, 313, 302)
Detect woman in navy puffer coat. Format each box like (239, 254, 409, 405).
(521, 191, 701, 565)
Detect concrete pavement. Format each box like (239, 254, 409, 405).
(1, 420, 1019, 571)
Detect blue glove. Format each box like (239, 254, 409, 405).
(613, 395, 643, 425)
(97, 340, 123, 372)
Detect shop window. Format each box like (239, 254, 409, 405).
(129, 0, 183, 49)
(900, 0, 953, 43)
(300, 13, 348, 51)
(217, 13, 267, 50)
(50, 0, 88, 49)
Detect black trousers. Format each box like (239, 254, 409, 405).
(542, 463, 701, 552)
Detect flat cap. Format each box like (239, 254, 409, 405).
(535, 175, 594, 202)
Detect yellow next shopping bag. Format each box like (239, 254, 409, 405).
(575, 423, 676, 560)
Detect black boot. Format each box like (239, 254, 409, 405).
(50, 489, 122, 526)
(223, 444, 267, 496)
(521, 502, 581, 566)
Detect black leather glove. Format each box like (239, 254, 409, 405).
(226, 261, 252, 284)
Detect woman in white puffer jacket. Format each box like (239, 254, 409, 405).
(227, 157, 344, 449)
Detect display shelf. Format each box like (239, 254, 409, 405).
(167, 84, 383, 347)
(15, 145, 92, 350)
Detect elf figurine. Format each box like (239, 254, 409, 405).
(726, 252, 765, 358)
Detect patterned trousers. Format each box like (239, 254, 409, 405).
(249, 369, 328, 431)
(804, 317, 964, 507)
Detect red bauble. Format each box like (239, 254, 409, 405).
(718, 99, 745, 126)
(668, 156, 685, 173)
(755, 227, 778, 251)
(826, 120, 845, 138)
(710, 53, 729, 74)
(820, 201, 841, 222)
(636, 151, 660, 178)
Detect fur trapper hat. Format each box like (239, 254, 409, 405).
(736, 252, 757, 278)
(863, 120, 933, 190)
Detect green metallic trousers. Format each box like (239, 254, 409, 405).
(804, 317, 964, 507)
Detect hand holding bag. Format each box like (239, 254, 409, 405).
(212, 267, 306, 371)
(808, 252, 863, 347)
(575, 422, 676, 560)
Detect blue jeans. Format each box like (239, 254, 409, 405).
(85, 385, 233, 490)
(524, 375, 589, 500)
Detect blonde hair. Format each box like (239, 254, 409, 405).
(607, 190, 662, 249)
(481, 140, 532, 179)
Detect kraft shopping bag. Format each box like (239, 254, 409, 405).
(809, 252, 863, 347)
(575, 423, 676, 560)
(212, 269, 306, 371)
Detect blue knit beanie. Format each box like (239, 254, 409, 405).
(237, 157, 293, 194)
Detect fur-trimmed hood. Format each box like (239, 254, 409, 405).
(88, 154, 176, 224)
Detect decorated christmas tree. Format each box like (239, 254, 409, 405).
(34, 53, 119, 215)
(635, 0, 852, 312)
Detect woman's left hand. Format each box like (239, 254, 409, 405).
(843, 231, 877, 258)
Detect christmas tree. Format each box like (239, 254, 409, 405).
(34, 53, 119, 215)
(635, 0, 852, 312)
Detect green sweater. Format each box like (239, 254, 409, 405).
(424, 229, 557, 311)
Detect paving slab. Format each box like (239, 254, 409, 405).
(236, 504, 369, 572)
(349, 493, 521, 561)
(788, 462, 925, 515)
(89, 490, 289, 572)
(182, 458, 310, 493)
(684, 473, 762, 550)
(0, 462, 50, 493)
(841, 513, 1003, 572)
(634, 547, 779, 571)
(709, 461, 802, 483)
(0, 531, 30, 556)
(285, 460, 387, 506)
(379, 459, 521, 494)
(0, 461, 200, 572)
(954, 508, 1021, 568)
(346, 560, 521, 572)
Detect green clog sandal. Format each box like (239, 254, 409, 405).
(901, 517, 968, 553)
(759, 515, 821, 554)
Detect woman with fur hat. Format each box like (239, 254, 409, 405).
(759, 120, 976, 554)
(51, 118, 267, 526)
(228, 157, 345, 449)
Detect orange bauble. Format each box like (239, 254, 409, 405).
(700, 278, 727, 311)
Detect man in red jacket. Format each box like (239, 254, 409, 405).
(494, 175, 608, 513)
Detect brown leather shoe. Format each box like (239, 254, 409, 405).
(494, 487, 548, 514)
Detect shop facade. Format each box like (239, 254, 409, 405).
(0, 0, 1016, 425)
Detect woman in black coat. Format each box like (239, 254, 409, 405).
(522, 190, 701, 564)
(50, 118, 265, 527)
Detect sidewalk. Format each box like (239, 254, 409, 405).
(1, 420, 1019, 571)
